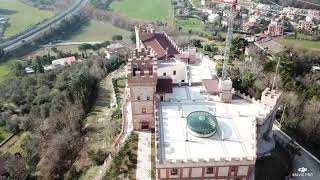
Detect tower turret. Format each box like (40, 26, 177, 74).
(127, 48, 158, 130)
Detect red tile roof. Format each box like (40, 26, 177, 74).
(64, 56, 77, 65)
(202, 79, 220, 95)
(141, 33, 179, 59)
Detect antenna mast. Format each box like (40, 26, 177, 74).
(222, 0, 238, 80)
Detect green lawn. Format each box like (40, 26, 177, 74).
(69, 20, 131, 42)
(109, 0, 172, 22)
(0, 127, 12, 143)
(175, 17, 205, 34)
(0, 61, 13, 81)
(0, 0, 54, 37)
(8, 132, 31, 157)
(276, 38, 320, 50)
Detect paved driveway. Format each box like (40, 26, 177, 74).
(136, 132, 152, 180)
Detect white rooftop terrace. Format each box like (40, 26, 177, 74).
(157, 86, 265, 163)
(189, 56, 216, 83)
(156, 55, 216, 84)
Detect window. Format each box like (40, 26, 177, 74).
(230, 167, 236, 172)
(137, 96, 140, 101)
(207, 167, 214, 174)
(147, 96, 150, 100)
(163, 72, 166, 76)
(173, 70, 176, 75)
(142, 107, 146, 114)
(170, 168, 178, 175)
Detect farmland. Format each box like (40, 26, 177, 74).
(175, 17, 206, 34)
(0, 61, 13, 81)
(275, 38, 320, 51)
(109, 0, 172, 22)
(69, 20, 131, 42)
(0, 0, 54, 37)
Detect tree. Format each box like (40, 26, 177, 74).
(0, 48, 4, 58)
(230, 37, 248, 60)
(301, 98, 320, 143)
(203, 43, 219, 57)
(12, 61, 25, 76)
(101, 40, 111, 47)
(190, 39, 202, 48)
(5, 154, 28, 179)
(88, 149, 108, 165)
(78, 43, 92, 58)
(112, 35, 123, 41)
(130, 33, 136, 44)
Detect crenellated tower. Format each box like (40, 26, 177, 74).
(135, 24, 155, 51)
(127, 48, 158, 130)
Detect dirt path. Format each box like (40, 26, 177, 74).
(72, 67, 126, 179)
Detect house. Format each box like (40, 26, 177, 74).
(52, 56, 77, 67)
(208, 13, 221, 23)
(265, 21, 284, 37)
(126, 25, 282, 180)
(105, 42, 128, 59)
(311, 66, 320, 73)
(25, 67, 35, 74)
(300, 21, 315, 32)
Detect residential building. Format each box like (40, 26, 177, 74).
(265, 21, 284, 37)
(52, 56, 77, 66)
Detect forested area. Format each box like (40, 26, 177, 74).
(216, 41, 320, 158)
(0, 54, 127, 179)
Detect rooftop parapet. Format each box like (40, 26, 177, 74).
(156, 155, 257, 168)
(234, 88, 282, 126)
(127, 48, 158, 84)
(261, 88, 281, 108)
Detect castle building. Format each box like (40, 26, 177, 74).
(126, 25, 281, 179)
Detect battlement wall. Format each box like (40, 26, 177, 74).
(234, 89, 281, 126)
(163, 32, 183, 54)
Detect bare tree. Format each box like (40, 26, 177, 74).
(302, 98, 320, 143)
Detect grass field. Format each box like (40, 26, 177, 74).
(0, 0, 54, 37)
(175, 18, 205, 34)
(0, 127, 12, 143)
(0, 61, 13, 81)
(276, 38, 320, 50)
(109, 0, 172, 22)
(69, 20, 131, 42)
(8, 132, 31, 157)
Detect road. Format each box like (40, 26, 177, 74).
(0, 0, 89, 52)
(273, 125, 320, 180)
